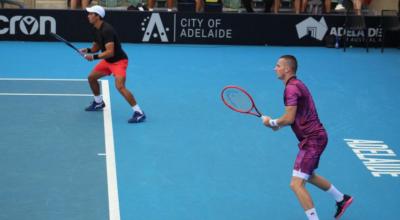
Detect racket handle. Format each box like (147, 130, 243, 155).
(261, 115, 267, 120)
(261, 115, 268, 123)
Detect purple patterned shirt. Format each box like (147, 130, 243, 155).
(284, 77, 326, 141)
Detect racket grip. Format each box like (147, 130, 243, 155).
(261, 115, 267, 122)
(261, 115, 266, 120)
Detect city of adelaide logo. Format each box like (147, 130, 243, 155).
(296, 17, 328, 41)
(140, 13, 233, 42)
(141, 13, 170, 42)
(178, 17, 232, 39)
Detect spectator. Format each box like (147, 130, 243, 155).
(334, 0, 345, 11)
(196, 0, 204, 12)
(352, 0, 362, 11)
(335, 0, 366, 13)
(148, 0, 174, 11)
(242, 0, 274, 13)
(295, 0, 332, 14)
(70, 0, 90, 9)
(272, 0, 281, 13)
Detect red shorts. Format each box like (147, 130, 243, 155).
(294, 133, 328, 176)
(93, 59, 128, 77)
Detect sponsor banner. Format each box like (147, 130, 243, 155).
(0, 9, 396, 46)
(138, 13, 267, 44)
(0, 10, 92, 41)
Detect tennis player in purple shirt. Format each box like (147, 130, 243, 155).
(262, 55, 353, 220)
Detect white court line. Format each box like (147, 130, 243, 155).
(0, 93, 92, 96)
(0, 78, 87, 81)
(1, 78, 120, 220)
(101, 80, 121, 220)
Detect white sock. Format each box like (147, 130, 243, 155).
(132, 104, 143, 114)
(94, 95, 103, 103)
(167, 8, 172, 12)
(305, 208, 319, 220)
(327, 184, 344, 202)
(148, 8, 153, 11)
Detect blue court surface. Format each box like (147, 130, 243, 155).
(0, 41, 399, 220)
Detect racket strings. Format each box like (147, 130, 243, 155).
(223, 89, 253, 112)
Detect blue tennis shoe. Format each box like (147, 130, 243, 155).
(128, 111, 146, 123)
(85, 101, 106, 111)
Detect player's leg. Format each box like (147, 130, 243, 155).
(114, 77, 146, 123)
(111, 59, 138, 107)
(290, 176, 315, 209)
(114, 76, 137, 107)
(304, 132, 353, 220)
(292, 149, 320, 220)
(308, 173, 330, 191)
(111, 59, 146, 123)
(308, 173, 353, 219)
(88, 70, 108, 96)
(291, 173, 319, 220)
(308, 173, 349, 204)
(85, 69, 109, 111)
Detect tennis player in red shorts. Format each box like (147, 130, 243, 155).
(80, 5, 145, 123)
(262, 55, 353, 220)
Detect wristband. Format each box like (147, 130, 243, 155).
(93, 54, 99, 60)
(86, 48, 92, 53)
(270, 119, 279, 127)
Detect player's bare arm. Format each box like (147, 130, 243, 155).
(277, 105, 297, 126)
(89, 42, 101, 53)
(85, 42, 115, 61)
(262, 105, 297, 128)
(80, 42, 100, 54)
(98, 42, 115, 59)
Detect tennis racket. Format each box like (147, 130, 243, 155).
(221, 85, 263, 117)
(49, 32, 84, 57)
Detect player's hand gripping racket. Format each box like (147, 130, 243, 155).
(221, 85, 263, 117)
(49, 32, 84, 57)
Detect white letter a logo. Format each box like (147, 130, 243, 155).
(142, 13, 169, 42)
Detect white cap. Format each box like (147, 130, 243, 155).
(86, 5, 105, 18)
